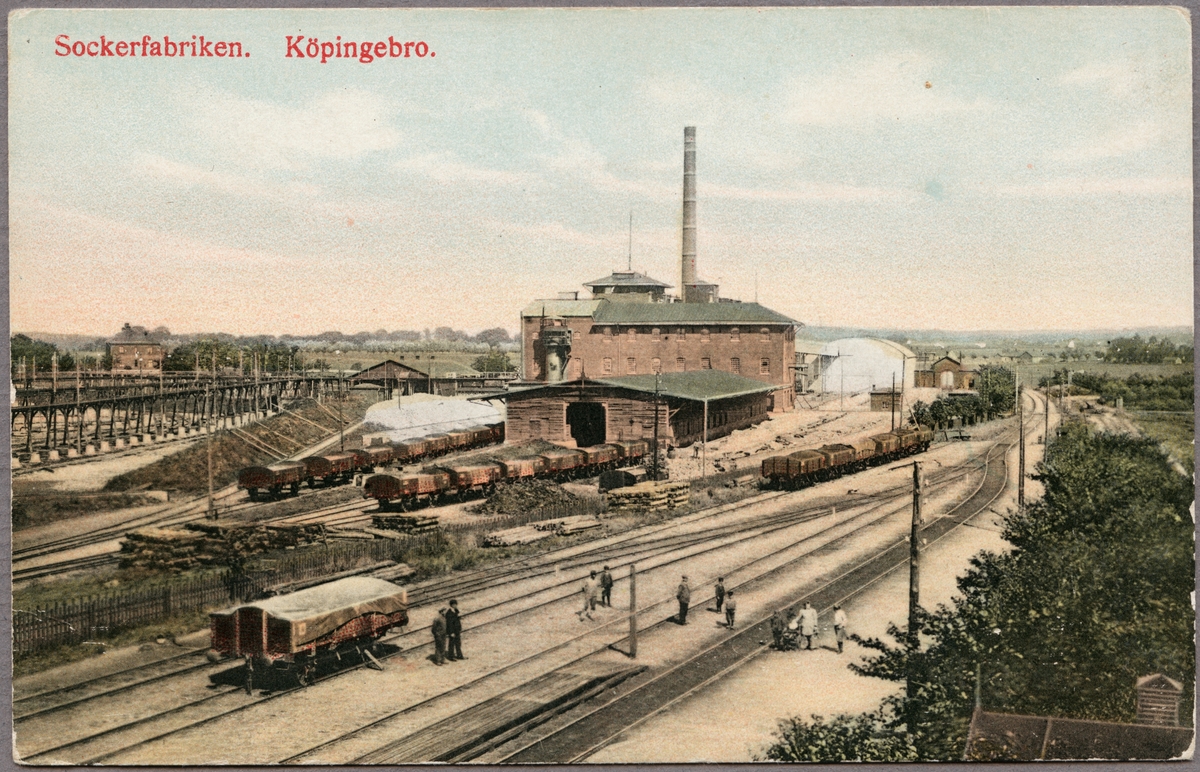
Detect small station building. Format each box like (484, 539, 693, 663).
(503, 370, 773, 448)
(107, 323, 167, 373)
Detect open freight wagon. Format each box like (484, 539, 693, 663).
(210, 577, 408, 687)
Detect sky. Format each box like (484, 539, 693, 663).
(9, 7, 1193, 336)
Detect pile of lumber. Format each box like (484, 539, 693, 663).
(481, 525, 556, 547)
(533, 515, 603, 536)
(371, 514, 442, 535)
(119, 523, 328, 571)
(606, 480, 690, 513)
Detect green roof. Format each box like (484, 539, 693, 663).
(593, 301, 797, 326)
(595, 370, 777, 401)
(520, 299, 605, 318)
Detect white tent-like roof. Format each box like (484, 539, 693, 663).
(819, 338, 917, 394)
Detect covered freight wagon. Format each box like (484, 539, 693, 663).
(238, 461, 307, 500)
(210, 577, 408, 687)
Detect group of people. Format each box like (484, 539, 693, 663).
(770, 602, 849, 653)
(577, 566, 615, 620)
(430, 599, 466, 665)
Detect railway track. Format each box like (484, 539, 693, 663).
(17, 436, 994, 764)
(496, 410, 1030, 763)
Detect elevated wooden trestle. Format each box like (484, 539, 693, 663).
(10, 373, 345, 458)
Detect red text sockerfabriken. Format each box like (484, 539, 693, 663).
(285, 36, 434, 63)
(55, 35, 249, 57)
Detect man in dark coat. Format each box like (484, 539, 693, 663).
(676, 575, 691, 625)
(445, 599, 465, 661)
(431, 607, 448, 665)
(600, 566, 614, 607)
(770, 609, 786, 649)
(714, 577, 726, 612)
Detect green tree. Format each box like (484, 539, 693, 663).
(472, 350, 516, 373)
(162, 338, 240, 372)
(10, 334, 74, 374)
(976, 365, 1015, 415)
(757, 712, 917, 762)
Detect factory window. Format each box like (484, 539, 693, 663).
(652, 357, 662, 373)
(700, 328, 710, 342)
(602, 357, 614, 375)
(761, 328, 770, 341)
(628, 328, 636, 339)
(676, 357, 686, 372)
(678, 327, 686, 339)
(626, 357, 637, 374)
(731, 357, 741, 374)
(573, 330, 580, 340)
(730, 327, 740, 341)
(603, 327, 612, 341)
(652, 327, 661, 340)
(701, 357, 712, 370)
(760, 358, 770, 374)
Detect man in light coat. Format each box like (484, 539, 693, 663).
(799, 602, 819, 650)
(676, 575, 691, 625)
(833, 604, 849, 654)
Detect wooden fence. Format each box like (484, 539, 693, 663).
(14, 502, 606, 657)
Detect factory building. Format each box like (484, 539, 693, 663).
(502, 126, 799, 448)
(819, 338, 917, 395)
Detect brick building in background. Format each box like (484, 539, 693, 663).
(107, 323, 166, 373)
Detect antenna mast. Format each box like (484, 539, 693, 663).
(627, 211, 633, 271)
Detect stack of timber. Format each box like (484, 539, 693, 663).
(372, 513, 442, 535)
(533, 515, 604, 536)
(119, 523, 328, 570)
(481, 525, 555, 547)
(606, 480, 690, 513)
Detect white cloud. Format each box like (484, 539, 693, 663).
(394, 152, 539, 187)
(994, 176, 1191, 198)
(136, 154, 321, 198)
(704, 180, 918, 203)
(1050, 122, 1162, 164)
(1059, 61, 1141, 95)
(185, 88, 400, 170)
(785, 52, 991, 126)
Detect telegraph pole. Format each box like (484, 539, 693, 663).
(891, 372, 896, 431)
(1044, 379, 1050, 444)
(907, 460, 923, 734)
(1017, 373, 1025, 509)
(628, 563, 638, 658)
(206, 384, 216, 520)
(651, 372, 661, 481)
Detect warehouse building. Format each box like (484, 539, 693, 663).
(819, 338, 918, 394)
(504, 370, 773, 448)
(107, 323, 166, 373)
(914, 356, 979, 390)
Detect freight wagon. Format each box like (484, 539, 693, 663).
(762, 425, 934, 490)
(302, 452, 359, 487)
(210, 577, 408, 688)
(238, 461, 307, 501)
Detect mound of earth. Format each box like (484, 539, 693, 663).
(472, 478, 578, 515)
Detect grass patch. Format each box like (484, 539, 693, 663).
(14, 609, 213, 678)
(1130, 411, 1194, 472)
(12, 492, 167, 530)
(103, 393, 381, 495)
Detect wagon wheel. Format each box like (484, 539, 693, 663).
(296, 662, 316, 687)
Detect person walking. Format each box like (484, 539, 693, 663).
(833, 604, 848, 654)
(578, 573, 595, 621)
(799, 602, 818, 650)
(724, 590, 737, 629)
(600, 565, 614, 607)
(243, 655, 255, 695)
(446, 599, 465, 661)
(676, 575, 691, 625)
(431, 607, 448, 665)
(587, 570, 601, 612)
(714, 577, 726, 612)
(770, 609, 786, 649)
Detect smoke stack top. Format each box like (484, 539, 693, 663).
(681, 126, 697, 292)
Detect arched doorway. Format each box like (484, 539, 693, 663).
(567, 402, 606, 447)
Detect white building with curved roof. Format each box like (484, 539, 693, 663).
(819, 338, 917, 394)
